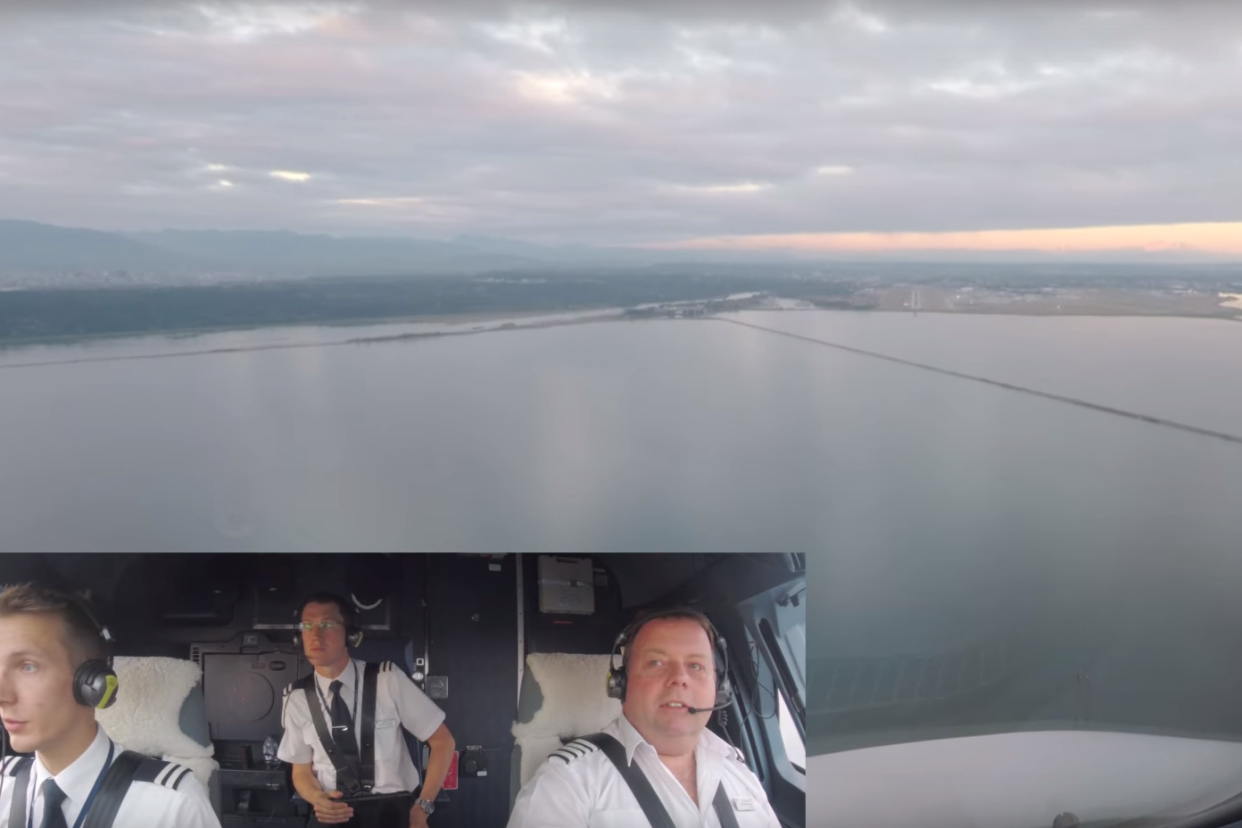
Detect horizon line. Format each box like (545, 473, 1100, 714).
(642, 220, 1242, 256)
(5, 216, 1242, 262)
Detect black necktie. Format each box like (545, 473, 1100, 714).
(329, 679, 360, 761)
(39, 779, 69, 828)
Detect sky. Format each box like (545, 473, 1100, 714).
(2, 0, 1241, 254)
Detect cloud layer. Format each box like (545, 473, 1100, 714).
(2, 1, 1240, 249)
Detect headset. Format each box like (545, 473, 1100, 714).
(65, 593, 119, 711)
(292, 592, 364, 650)
(0, 587, 115, 815)
(606, 607, 734, 714)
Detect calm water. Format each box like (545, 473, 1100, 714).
(4, 309, 1242, 755)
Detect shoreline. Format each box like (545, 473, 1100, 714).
(0, 306, 618, 351)
(0, 310, 631, 370)
(884, 307, 1242, 321)
(2, 302, 1239, 366)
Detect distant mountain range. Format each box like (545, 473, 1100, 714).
(127, 229, 549, 275)
(0, 219, 781, 279)
(0, 220, 592, 278)
(0, 220, 215, 274)
(1, 219, 1237, 281)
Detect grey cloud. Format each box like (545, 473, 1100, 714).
(1, 0, 1239, 244)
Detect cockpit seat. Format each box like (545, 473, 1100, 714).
(95, 656, 221, 811)
(509, 653, 621, 810)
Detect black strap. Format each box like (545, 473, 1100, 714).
(579, 734, 675, 828)
(300, 674, 357, 793)
(80, 750, 145, 828)
(360, 662, 379, 791)
(299, 665, 381, 794)
(579, 733, 742, 828)
(712, 782, 741, 828)
(7, 750, 147, 828)
(8, 756, 34, 828)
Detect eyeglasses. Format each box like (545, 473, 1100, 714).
(298, 621, 343, 632)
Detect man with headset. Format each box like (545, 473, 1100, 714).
(0, 583, 220, 828)
(507, 607, 781, 828)
(278, 592, 455, 828)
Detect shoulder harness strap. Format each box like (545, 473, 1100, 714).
(377, 661, 424, 778)
(712, 782, 742, 828)
(7, 755, 34, 828)
(577, 733, 676, 828)
(5, 751, 173, 828)
(360, 661, 379, 791)
(0, 756, 28, 777)
(79, 749, 146, 828)
(302, 671, 349, 773)
(574, 734, 741, 828)
(291, 663, 406, 796)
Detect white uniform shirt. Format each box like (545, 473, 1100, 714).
(507, 714, 782, 828)
(0, 724, 220, 828)
(278, 659, 445, 794)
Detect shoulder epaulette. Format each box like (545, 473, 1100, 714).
(130, 757, 195, 792)
(548, 738, 601, 764)
(382, 661, 417, 683)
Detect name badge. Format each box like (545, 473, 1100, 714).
(376, 718, 397, 728)
(732, 797, 755, 812)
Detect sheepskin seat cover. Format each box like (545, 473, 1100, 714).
(511, 653, 621, 787)
(95, 656, 218, 787)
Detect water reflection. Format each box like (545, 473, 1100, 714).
(3, 310, 1242, 755)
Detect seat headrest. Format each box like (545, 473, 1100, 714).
(96, 656, 216, 785)
(511, 653, 620, 787)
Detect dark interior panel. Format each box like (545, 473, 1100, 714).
(423, 554, 519, 828)
(0, 552, 805, 828)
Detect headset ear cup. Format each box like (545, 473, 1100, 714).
(712, 629, 732, 708)
(97, 671, 119, 709)
(74, 660, 119, 710)
(606, 669, 625, 701)
(606, 635, 628, 702)
(348, 629, 363, 648)
(714, 677, 733, 708)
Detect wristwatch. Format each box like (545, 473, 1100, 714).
(415, 798, 435, 816)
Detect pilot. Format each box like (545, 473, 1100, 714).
(508, 608, 783, 828)
(0, 583, 221, 828)
(278, 592, 455, 828)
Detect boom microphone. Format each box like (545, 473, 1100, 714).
(686, 701, 731, 714)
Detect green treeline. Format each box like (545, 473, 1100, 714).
(0, 272, 827, 342)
